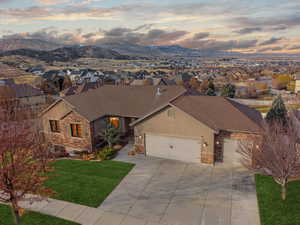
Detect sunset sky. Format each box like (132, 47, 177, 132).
(0, 0, 300, 53)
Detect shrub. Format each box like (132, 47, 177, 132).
(96, 147, 117, 160)
(221, 83, 236, 98)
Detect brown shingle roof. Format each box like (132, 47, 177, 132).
(60, 82, 102, 96)
(63, 85, 187, 121)
(171, 96, 262, 133)
(0, 84, 43, 98)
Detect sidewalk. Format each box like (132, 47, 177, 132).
(19, 198, 151, 225)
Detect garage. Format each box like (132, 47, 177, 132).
(222, 138, 242, 166)
(146, 134, 201, 163)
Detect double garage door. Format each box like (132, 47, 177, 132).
(146, 134, 201, 163)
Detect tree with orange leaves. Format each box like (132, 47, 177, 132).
(0, 91, 54, 224)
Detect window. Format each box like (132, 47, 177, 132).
(49, 120, 60, 133)
(109, 117, 120, 128)
(70, 124, 82, 137)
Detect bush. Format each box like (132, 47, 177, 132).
(96, 147, 117, 160)
(221, 83, 236, 98)
(272, 74, 292, 90)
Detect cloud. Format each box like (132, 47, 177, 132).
(1, 27, 189, 47)
(259, 37, 283, 46)
(258, 46, 284, 52)
(193, 32, 210, 40)
(178, 38, 258, 51)
(235, 15, 300, 30)
(288, 45, 300, 50)
(90, 27, 189, 46)
(0, 7, 51, 18)
(37, 0, 70, 5)
(1, 27, 83, 44)
(235, 27, 262, 35)
(0, 25, 262, 52)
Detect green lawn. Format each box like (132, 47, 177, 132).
(45, 160, 134, 207)
(0, 204, 79, 225)
(256, 174, 300, 225)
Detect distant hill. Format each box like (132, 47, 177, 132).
(0, 39, 62, 51)
(0, 46, 133, 62)
(99, 42, 240, 57)
(0, 38, 248, 59)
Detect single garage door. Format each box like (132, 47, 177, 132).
(223, 138, 241, 166)
(146, 134, 201, 163)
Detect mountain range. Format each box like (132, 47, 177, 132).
(0, 39, 62, 52)
(1, 38, 296, 61)
(0, 45, 135, 62)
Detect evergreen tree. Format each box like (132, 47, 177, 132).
(206, 87, 216, 96)
(205, 80, 216, 96)
(221, 83, 236, 98)
(100, 123, 120, 148)
(208, 80, 215, 91)
(266, 95, 287, 124)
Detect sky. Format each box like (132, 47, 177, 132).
(0, 0, 300, 53)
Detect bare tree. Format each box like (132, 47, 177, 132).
(0, 91, 54, 224)
(238, 118, 300, 200)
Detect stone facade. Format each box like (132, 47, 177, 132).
(214, 131, 258, 163)
(42, 101, 93, 152)
(42, 100, 135, 152)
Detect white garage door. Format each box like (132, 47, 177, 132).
(146, 134, 201, 163)
(223, 138, 241, 166)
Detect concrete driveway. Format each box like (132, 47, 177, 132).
(98, 145, 260, 225)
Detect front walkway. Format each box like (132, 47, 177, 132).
(15, 144, 260, 225)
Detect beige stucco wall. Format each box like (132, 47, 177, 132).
(295, 80, 300, 93)
(134, 106, 216, 163)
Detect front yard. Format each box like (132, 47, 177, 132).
(0, 204, 79, 225)
(45, 159, 134, 207)
(256, 174, 300, 225)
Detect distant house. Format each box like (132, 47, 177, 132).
(172, 73, 192, 84)
(60, 81, 102, 97)
(131, 78, 176, 86)
(0, 78, 15, 86)
(41, 85, 262, 165)
(294, 72, 300, 93)
(0, 83, 46, 107)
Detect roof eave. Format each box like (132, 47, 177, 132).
(130, 89, 187, 127)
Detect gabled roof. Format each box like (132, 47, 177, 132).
(59, 85, 187, 122)
(60, 82, 102, 96)
(132, 95, 262, 134)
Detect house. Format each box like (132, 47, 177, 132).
(41, 86, 186, 153)
(0, 83, 46, 106)
(294, 72, 300, 93)
(130, 78, 176, 86)
(41, 85, 262, 165)
(172, 73, 192, 84)
(60, 81, 103, 97)
(131, 95, 262, 165)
